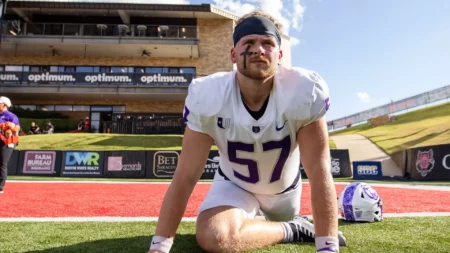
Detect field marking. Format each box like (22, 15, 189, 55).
(7, 180, 450, 190)
(1, 212, 450, 222)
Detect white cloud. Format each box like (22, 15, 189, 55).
(212, 0, 257, 16)
(213, 0, 306, 36)
(357, 92, 371, 103)
(290, 36, 300, 46)
(291, 0, 305, 31)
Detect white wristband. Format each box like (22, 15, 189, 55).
(149, 236, 174, 253)
(315, 236, 339, 253)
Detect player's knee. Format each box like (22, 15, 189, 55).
(196, 219, 240, 252)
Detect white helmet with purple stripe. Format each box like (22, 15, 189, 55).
(337, 182, 383, 222)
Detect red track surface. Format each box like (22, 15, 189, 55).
(0, 182, 449, 218)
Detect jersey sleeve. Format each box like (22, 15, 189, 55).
(182, 71, 231, 134)
(183, 84, 206, 133)
(302, 72, 330, 127)
(280, 67, 331, 130)
(183, 104, 204, 133)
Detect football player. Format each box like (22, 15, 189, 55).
(149, 10, 346, 253)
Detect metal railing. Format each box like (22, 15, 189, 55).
(104, 118, 186, 134)
(2, 22, 197, 39)
(328, 84, 450, 130)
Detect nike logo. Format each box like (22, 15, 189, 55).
(152, 242, 160, 245)
(325, 241, 337, 246)
(275, 120, 287, 131)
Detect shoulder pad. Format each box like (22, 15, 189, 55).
(185, 71, 234, 117)
(276, 66, 330, 122)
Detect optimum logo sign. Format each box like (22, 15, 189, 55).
(140, 74, 188, 83)
(27, 73, 76, 82)
(84, 74, 132, 83)
(0, 74, 20, 81)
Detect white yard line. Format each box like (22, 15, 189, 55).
(1, 212, 450, 222)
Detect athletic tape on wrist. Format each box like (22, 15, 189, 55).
(150, 236, 173, 253)
(315, 236, 339, 253)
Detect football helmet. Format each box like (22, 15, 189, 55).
(338, 182, 383, 222)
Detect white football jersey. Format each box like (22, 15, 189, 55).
(183, 65, 330, 195)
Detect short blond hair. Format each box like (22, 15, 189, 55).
(236, 9, 283, 34)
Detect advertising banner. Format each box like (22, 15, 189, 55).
(352, 161, 383, 180)
(146, 150, 220, 179)
(300, 149, 352, 178)
(0, 72, 195, 86)
(60, 151, 104, 177)
(407, 144, 450, 180)
(146, 151, 179, 178)
(200, 150, 220, 180)
(104, 151, 146, 178)
(17, 150, 61, 176)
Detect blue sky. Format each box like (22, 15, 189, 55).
(52, 0, 450, 121)
(189, 0, 450, 121)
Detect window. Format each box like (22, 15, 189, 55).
(168, 67, 179, 73)
(30, 66, 50, 72)
(180, 67, 196, 74)
(76, 66, 94, 73)
(63, 67, 76, 72)
(135, 67, 145, 73)
(73, 105, 90, 112)
(111, 67, 127, 73)
(99, 67, 110, 73)
(5, 65, 23, 72)
(55, 105, 73, 111)
(145, 67, 168, 73)
(113, 106, 126, 113)
(37, 105, 55, 111)
(18, 105, 36, 111)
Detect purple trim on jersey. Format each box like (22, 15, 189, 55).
(325, 97, 330, 111)
(317, 247, 339, 252)
(183, 106, 190, 123)
(0, 110, 20, 127)
(343, 182, 360, 221)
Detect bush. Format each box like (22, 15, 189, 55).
(19, 119, 80, 133)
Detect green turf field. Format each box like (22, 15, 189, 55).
(16, 133, 337, 151)
(330, 102, 450, 155)
(1, 217, 449, 253)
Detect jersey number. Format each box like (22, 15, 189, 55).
(227, 135, 291, 184)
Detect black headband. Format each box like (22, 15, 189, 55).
(233, 15, 281, 47)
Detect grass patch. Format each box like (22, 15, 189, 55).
(330, 102, 450, 154)
(329, 139, 336, 149)
(1, 217, 449, 253)
(16, 133, 337, 151)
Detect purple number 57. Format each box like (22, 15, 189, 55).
(227, 135, 291, 184)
